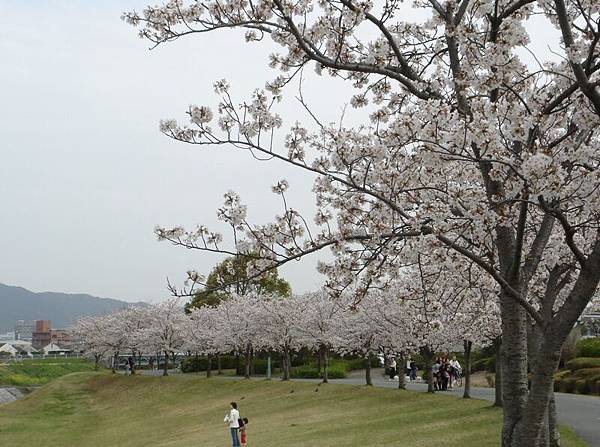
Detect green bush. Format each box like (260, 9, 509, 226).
(290, 365, 348, 379)
(572, 367, 600, 381)
(472, 358, 492, 372)
(290, 366, 321, 379)
(485, 357, 496, 373)
(560, 378, 576, 393)
(565, 357, 600, 371)
(327, 365, 348, 379)
(575, 379, 591, 394)
(576, 338, 600, 358)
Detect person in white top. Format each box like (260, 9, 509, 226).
(389, 357, 397, 380)
(224, 401, 241, 447)
(450, 356, 462, 387)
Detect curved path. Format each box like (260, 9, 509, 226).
(325, 371, 600, 447)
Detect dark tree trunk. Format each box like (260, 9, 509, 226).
(244, 345, 251, 379)
(236, 354, 241, 376)
(463, 340, 473, 399)
(112, 351, 119, 374)
(249, 348, 255, 376)
(206, 354, 212, 378)
(94, 354, 100, 371)
(398, 352, 406, 390)
(494, 337, 503, 407)
(282, 348, 291, 381)
(499, 290, 529, 447)
(420, 347, 434, 393)
(365, 354, 372, 386)
(163, 351, 169, 376)
(322, 346, 329, 384)
(217, 354, 223, 375)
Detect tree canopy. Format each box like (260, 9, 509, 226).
(186, 255, 291, 310)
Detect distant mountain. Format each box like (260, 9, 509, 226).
(0, 283, 142, 332)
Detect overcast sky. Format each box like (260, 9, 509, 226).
(0, 0, 349, 302)
(0, 1, 560, 303)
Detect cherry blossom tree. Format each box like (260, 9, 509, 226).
(71, 316, 110, 370)
(254, 293, 308, 380)
(296, 290, 343, 383)
(182, 305, 221, 377)
(331, 292, 388, 386)
(124, 1, 600, 445)
(138, 299, 186, 376)
(210, 293, 263, 378)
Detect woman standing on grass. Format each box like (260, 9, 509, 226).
(224, 401, 241, 447)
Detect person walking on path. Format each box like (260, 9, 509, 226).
(224, 401, 241, 447)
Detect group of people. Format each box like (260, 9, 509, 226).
(387, 357, 419, 381)
(432, 356, 462, 391)
(386, 355, 462, 390)
(224, 401, 249, 447)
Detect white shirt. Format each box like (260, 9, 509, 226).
(224, 408, 240, 428)
(450, 360, 461, 371)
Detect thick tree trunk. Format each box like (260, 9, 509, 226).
(236, 354, 241, 376)
(548, 392, 561, 447)
(500, 291, 529, 447)
(365, 354, 372, 386)
(249, 348, 255, 376)
(322, 346, 329, 384)
(513, 346, 561, 446)
(94, 354, 100, 371)
(494, 337, 503, 407)
(163, 351, 169, 376)
(463, 340, 472, 399)
(217, 354, 223, 375)
(112, 351, 119, 373)
(282, 348, 291, 381)
(206, 354, 212, 378)
(420, 347, 434, 393)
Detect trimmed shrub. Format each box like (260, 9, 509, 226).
(576, 338, 600, 358)
(290, 366, 320, 379)
(575, 379, 591, 395)
(565, 357, 600, 372)
(290, 365, 348, 379)
(560, 378, 576, 393)
(472, 358, 492, 372)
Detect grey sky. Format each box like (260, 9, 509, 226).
(0, 0, 348, 302)
(0, 1, 560, 303)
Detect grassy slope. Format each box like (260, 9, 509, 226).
(0, 373, 588, 447)
(0, 358, 96, 386)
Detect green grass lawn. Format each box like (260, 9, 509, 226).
(0, 357, 96, 386)
(0, 373, 588, 447)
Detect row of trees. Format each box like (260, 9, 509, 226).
(121, 1, 600, 445)
(74, 264, 502, 394)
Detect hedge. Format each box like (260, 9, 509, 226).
(290, 365, 347, 379)
(576, 338, 600, 358)
(565, 357, 600, 372)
